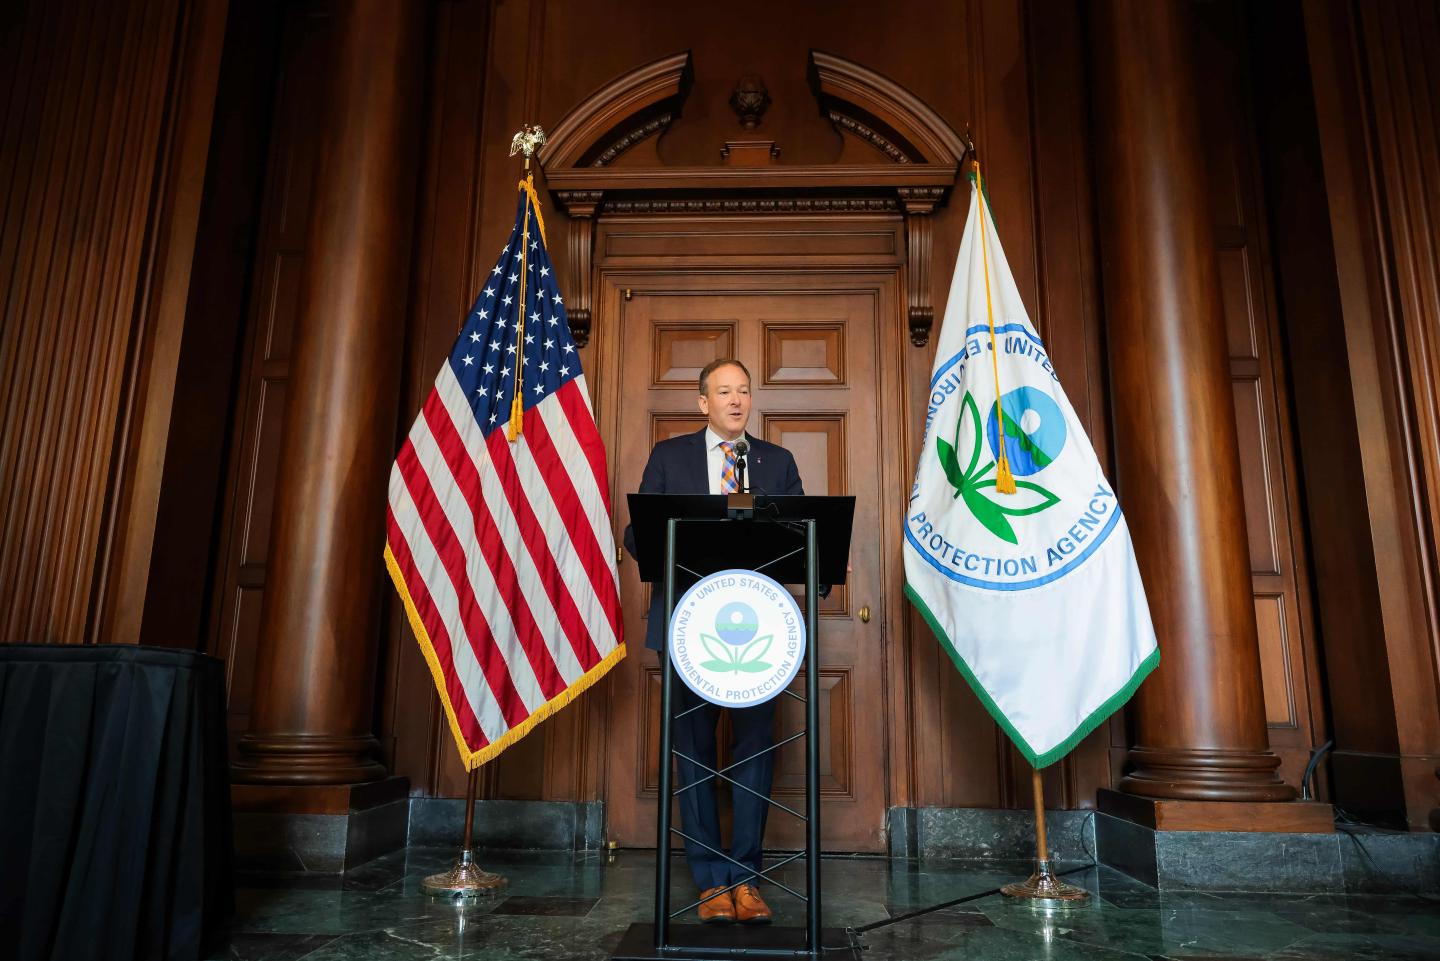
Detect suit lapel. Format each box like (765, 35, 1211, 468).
(746, 437, 769, 492)
(687, 429, 710, 495)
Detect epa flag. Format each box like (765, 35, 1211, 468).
(385, 177, 625, 771)
(903, 173, 1158, 768)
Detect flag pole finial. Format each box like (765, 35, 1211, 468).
(510, 124, 547, 171)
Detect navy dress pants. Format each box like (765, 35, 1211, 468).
(670, 682, 777, 891)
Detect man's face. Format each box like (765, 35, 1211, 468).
(698, 363, 752, 440)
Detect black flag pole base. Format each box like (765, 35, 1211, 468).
(1000, 859, 1089, 902)
(611, 923, 858, 961)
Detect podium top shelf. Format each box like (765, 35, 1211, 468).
(625, 494, 854, 584)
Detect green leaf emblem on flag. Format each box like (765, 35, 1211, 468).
(938, 390, 1060, 545)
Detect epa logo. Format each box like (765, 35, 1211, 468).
(669, 570, 805, 708)
(986, 387, 1067, 476)
(937, 386, 1066, 546)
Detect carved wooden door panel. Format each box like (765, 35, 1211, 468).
(601, 274, 891, 853)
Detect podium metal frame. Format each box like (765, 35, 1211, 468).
(614, 503, 844, 961)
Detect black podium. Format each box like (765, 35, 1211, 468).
(614, 493, 855, 961)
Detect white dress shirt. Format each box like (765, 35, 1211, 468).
(704, 427, 749, 495)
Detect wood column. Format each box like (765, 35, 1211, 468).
(232, 0, 427, 784)
(1089, 0, 1292, 802)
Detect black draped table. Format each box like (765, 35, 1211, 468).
(0, 645, 233, 961)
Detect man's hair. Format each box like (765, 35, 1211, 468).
(698, 358, 752, 395)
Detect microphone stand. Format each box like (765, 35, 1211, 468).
(728, 440, 754, 519)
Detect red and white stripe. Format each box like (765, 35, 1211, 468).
(386, 365, 623, 765)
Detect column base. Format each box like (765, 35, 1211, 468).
(232, 732, 387, 784)
(231, 776, 409, 873)
(1098, 788, 1333, 833)
(1096, 790, 1438, 894)
(1120, 746, 1296, 802)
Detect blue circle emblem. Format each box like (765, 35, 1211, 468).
(985, 387, 1066, 476)
(714, 601, 759, 646)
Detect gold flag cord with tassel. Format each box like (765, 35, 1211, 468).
(974, 159, 1016, 495)
(504, 173, 549, 442)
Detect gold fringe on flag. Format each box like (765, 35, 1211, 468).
(385, 543, 626, 771)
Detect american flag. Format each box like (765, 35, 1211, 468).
(384, 179, 624, 770)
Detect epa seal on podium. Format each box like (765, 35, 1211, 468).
(669, 569, 805, 707)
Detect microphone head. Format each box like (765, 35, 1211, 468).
(733, 440, 749, 457)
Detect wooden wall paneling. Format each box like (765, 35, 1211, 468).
(763, 324, 844, 385)
(903, 0, 1016, 812)
(1301, 0, 1440, 828)
(0, 0, 221, 646)
(930, 0, 1057, 811)
(231, 0, 429, 785)
(1252, 0, 1408, 822)
(1022, 0, 1116, 809)
(1352, 0, 1440, 828)
(765, 415, 845, 497)
(96, 0, 231, 647)
(0, 0, 123, 642)
(397, 0, 1071, 813)
(391, 0, 615, 802)
(875, 228, 916, 813)
(1192, 0, 1327, 792)
(1, 0, 142, 643)
(133, 0, 284, 652)
(656, 324, 734, 385)
(762, 413, 847, 616)
(379, 0, 492, 794)
(446, 0, 585, 803)
(532, 2, 982, 819)
(206, 3, 331, 742)
(1357, 1, 1440, 627)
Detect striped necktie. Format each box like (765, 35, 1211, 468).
(719, 440, 738, 494)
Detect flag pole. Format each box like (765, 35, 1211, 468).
(421, 124, 549, 900)
(1001, 766, 1088, 901)
(423, 767, 507, 899)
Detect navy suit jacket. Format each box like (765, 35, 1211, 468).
(623, 429, 804, 650)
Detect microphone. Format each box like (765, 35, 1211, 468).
(733, 440, 749, 494)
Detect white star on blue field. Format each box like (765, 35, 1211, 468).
(449, 192, 579, 434)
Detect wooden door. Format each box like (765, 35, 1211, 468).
(600, 272, 894, 853)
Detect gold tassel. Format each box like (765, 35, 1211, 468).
(975, 158, 1015, 496)
(507, 175, 534, 441)
(506, 394, 523, 441)
(995, 447, 1017, 494)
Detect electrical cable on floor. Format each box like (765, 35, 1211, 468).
(1333, 808, 1440, 904)
(833, 813, 1104, 952)
(842, 862, 1094, 939)
(814, 804, 1433, 957)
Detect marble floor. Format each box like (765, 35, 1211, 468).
(209, 847, 1440, 961)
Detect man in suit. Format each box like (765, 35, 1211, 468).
(623, 358, 803, 925)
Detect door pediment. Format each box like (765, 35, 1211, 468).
(541, 50, 965, 348)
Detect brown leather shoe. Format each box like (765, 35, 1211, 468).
(733, 883, 772, 924)
(697, 886, 735, 924)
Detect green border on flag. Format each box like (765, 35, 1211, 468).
(903, 581, 1159, 769)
